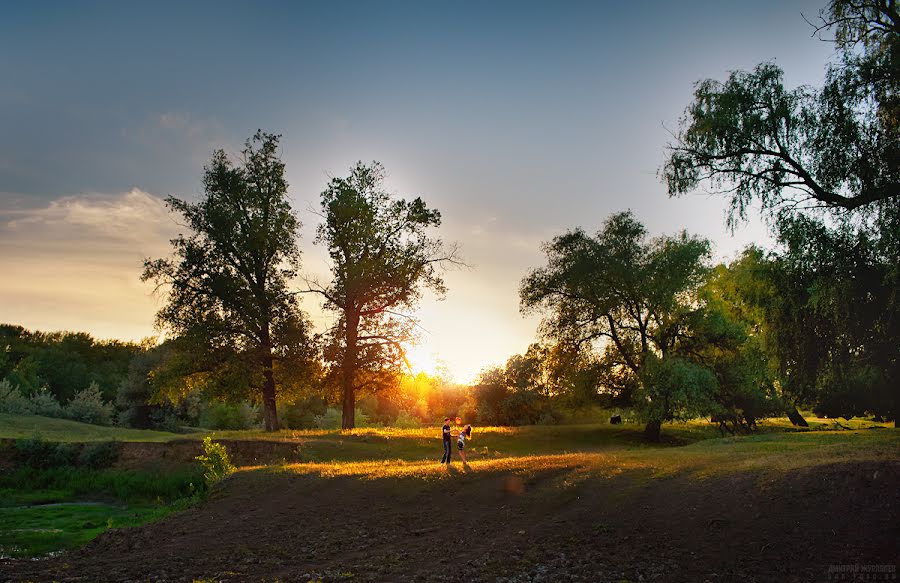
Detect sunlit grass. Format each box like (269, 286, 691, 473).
(260, 428, 899, 484)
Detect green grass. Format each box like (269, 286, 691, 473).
(0, 502, 173, 559)
(0, 413, 188, 442)
(1, 411, 890, 446)
(0, 466, 205, 558)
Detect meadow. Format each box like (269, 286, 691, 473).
(1, 411, 896, 580)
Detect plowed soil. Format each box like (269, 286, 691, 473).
(3, 459, 897, 582)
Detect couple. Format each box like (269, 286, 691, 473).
(440, 417, 472, 466)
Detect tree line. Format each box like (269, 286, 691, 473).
(2, 0, 895, 437)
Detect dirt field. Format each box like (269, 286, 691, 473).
(3, 451, 897, 583)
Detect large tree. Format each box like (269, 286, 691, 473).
(520, 211, 714, 440)
(142, 131, 314, 431)
(662, 0, 899, 425)
(309, 161, 460, 429)
(662, 0, 898, 224)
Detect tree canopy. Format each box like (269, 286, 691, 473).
(309, 161, 461, 429)
(663, 0, 898, 226)
(142, 131, 315, 431)
(520, 211, 714, 439)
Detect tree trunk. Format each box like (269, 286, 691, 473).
(644, 419, 662, 442)
(786, 405, 809, 427)
(341, 309, 360, 430)
(260, 324, 279, 432)
(261, 355, 279, 432)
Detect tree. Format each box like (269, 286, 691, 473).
(663, 0, 899, 426)
(142, 131, 314, 431)
(309, 162, 461, 429)
(520, 211, 713, 440)
(662, 1, 898, 225)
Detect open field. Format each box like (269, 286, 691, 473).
(1, 418, 897, 582)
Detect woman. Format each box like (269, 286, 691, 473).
(456, 424, 472, 465)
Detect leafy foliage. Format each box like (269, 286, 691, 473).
(195, 437, 235, 485)
(310, 161, 460, 428)
(520, 211, 714, 439)
(663, 1, 898, 223)
(142, 131, 317, 431)
(64, 382, 115, 426)
(198, 401, 259, 430)
(0, 379, 35, 415)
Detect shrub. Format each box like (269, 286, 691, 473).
(195, 437, 234, 484)
(29, 387, 63, 417)
(394, 409, 421, 428)
(65, 382, 115, 425)
(0, 379, 35, 415)
(313, 407, 373, 429)
(14, 438, 80, 468)
(313, 407, 342, 429)
(49, 442, 81, 467)
(278, 397, 327, 429)
(199, 401, 259, 430)
(78, 441, 119, 469)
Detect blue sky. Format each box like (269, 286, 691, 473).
(1, 0, 833, 380)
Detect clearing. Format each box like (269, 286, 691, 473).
(1, 418, 897, 582)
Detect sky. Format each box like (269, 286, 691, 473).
(0, 0, 835, 382)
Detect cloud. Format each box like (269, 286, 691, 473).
(0, 189, 179, 341)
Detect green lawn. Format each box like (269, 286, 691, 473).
(0, 413, 187, 442)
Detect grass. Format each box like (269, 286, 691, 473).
(0, 503, 172, 559)
(0, 411, 890, 445)
(0, 466, 205, 559)
(1, 411, 895, 560)
(0, 413, 187, 442)
(262, 427, 899, 482)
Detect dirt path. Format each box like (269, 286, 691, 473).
(3, 460, 897, 582)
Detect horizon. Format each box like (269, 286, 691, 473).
(0, 0, 832, 382)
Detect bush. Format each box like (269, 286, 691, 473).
(313, 407, 374, 429)
(195, 437, 234, 484)
(65, 381, 115, 425)
(29, 387, 63, 417)
(0, 466, 206, 504)
(313, 407, 342, 429)
(0, 379, 35, 415)
(14, 438, 79, 468)
(394, 409, 421, 428)
(278, 397, 327, 429)
(198, 401, 259, 430)
(78, 441, 119, 469)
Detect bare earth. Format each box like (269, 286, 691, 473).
(3, 459, 898, 582)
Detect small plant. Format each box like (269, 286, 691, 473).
(195, 437, 235, 484)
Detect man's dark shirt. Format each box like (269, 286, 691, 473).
(442, 423, 451, 442)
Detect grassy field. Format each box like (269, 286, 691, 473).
(0, 413, 187, 442)
(1, 411, 896, 563)
(1, 411, 890, 444)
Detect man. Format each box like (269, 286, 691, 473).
(440, 417, 453, 464)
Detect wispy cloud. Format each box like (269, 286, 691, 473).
(0, 189, 179, 341)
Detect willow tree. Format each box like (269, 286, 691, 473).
(309, 161, 460, 429)
(662, 0, 899, 425)
(520, 211, 714, 441)
(662, 0, 898, 223)
(142, 131, 314, 431)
